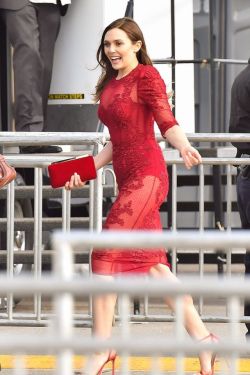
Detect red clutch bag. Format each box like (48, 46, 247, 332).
(48, 155, 97, 188)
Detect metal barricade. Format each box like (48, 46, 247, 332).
(0, 132, 105, 320)
(0, 132, 250, 326)
(1, 230, 250, 375)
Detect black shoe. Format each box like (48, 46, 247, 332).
(20, 145, 62, 154)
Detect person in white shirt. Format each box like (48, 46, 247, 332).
(0, 0, 71, 153)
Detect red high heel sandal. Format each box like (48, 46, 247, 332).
(97, 351, 116, 375)
(198, 333, 219, 375)
(75, 351, 117, 375)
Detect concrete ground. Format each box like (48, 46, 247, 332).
(0, 312, 249, 374)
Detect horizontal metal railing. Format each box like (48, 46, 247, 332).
(0, 131, 106, 146)
(53, 229, 250, 249)
(1, 131, 250, 145)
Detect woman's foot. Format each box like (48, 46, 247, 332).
(76, 350, 117, 375)
(197, 333, 218, 375)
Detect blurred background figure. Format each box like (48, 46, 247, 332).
(229, 59, 250, 337)
(0, 0, 71, 153)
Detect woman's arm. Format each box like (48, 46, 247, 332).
(93, 141, 113, 170)
(65, 141, 113, 190)
(164, 125, 202, 169)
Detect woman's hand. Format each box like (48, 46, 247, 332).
(65, 173, 86, 190)
(164, 126, 202, 169)
(180, 145, 202, 169)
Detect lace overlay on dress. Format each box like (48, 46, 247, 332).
(92, 64, 178, 275)
(92, 176, 169, 274)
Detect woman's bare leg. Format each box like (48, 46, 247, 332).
(149, 264, 214, 373)
(84, 275, 117, 375)
(92, 294, 117, 339)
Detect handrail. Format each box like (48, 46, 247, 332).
(100, 132, 250, 143)
(0, 131, 106, 145)
(157, 133, 250, 142)
(0, 332, 249, 356)
(0, 274, 249, 297)
(1, 132, 250, 146)
(4, 155, 250, 167)
(52, 229, 250, 250)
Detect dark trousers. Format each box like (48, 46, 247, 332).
(236, 171, 250, 335)
(2, 3, 61, 131)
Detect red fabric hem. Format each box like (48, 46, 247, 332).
(91, 258, 170, 275)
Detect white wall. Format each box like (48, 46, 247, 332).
(50, 0, 194, 132)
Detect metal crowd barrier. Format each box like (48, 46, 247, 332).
(0, 132, 250, 326)
(1, 230, 250, 375)
(0, 132, 105, 317)
(1, 131, 106, 230)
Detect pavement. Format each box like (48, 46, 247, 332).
(0, 320, 249, 374)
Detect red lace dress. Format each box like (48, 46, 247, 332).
(91, 64, 178, 275)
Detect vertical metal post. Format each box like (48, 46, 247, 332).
(208, 0, 225, 279)
(199, 164, 205, 314)
(90, 142, 104, 317)
(53, 239, 74, 375)
(7, 180, 15, 320)
(167, 0, 176, 236)
(226, 165, 232, 277)
(213, 164, 225, 274)
(170, 0, 176, 115)
(14, 355, 27, 375)
(228, 296, 240, 375)
(175, 296, 184, 375)
(199, 164, 205, 231)
(213, 165, 223, 229)
(209, 0, 215, 134)
(218, 0, 227, 133)
(62, 189, 71, 232)
(88, 180, 94, 324)
(226, 164, 232, 231)
(34, 168, 43, 321)
(93, 143, 103, 231)
(120, 293, 130, 375)
(89, 179, 94, 230)
(171, 163, 177, 231)
(167, 165, 173, 229)
(171, 164, 177, 275)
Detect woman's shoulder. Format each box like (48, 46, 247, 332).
(138, 64, 161, 79)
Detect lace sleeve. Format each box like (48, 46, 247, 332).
(138, 65, 179, 137)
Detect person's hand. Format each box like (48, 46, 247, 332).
(65, 172, 86, 190)
(180, 145, 202, 169)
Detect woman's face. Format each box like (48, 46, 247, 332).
(103, 28, 141, 75)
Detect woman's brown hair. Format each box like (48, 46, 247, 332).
(94, 17, 152, 102)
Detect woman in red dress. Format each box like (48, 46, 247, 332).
(66, 17, 217, 375)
